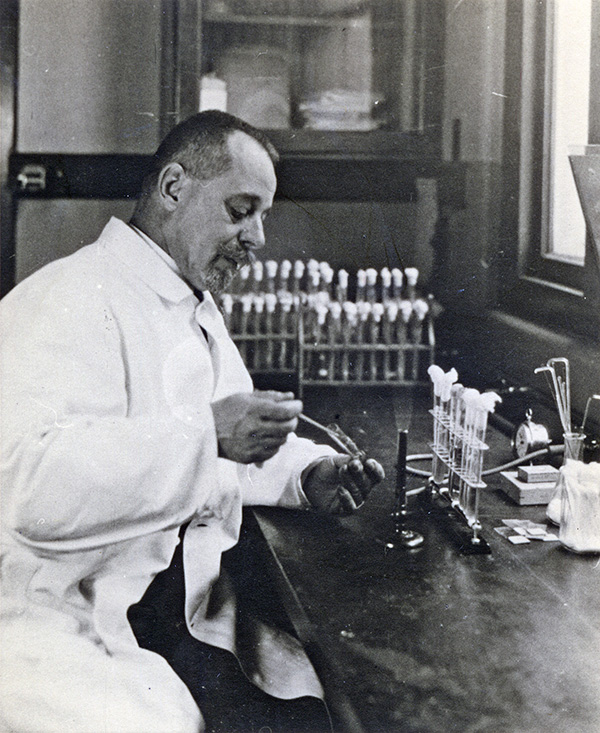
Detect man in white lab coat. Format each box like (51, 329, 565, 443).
(0, 111, 383, 732)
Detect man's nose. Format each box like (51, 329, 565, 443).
(241, 215, 266, 250)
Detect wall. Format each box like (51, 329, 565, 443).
(15, 0, 161, 280)
(18, 0, 162, 154)
(439, 0, 505, 313)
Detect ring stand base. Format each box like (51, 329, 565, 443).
(383, 528, 425, 550)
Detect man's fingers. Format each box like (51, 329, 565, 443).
(339, 460, 368, 505)
(254, 389, 297, 402)
(364, 458, 385, 484)
(256, 399, 303, 422)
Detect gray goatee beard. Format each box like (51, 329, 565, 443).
(203, 264, 238, 295)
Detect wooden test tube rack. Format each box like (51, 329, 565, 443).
(222, 264, 437, 392)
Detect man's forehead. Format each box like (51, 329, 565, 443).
(224, 132, 277, 198)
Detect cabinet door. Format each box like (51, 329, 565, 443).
(199, 0, 444, 152)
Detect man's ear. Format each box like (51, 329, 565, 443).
(157, 162, 187, 211)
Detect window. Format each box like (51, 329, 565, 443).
(500, 0, 600, 337)
(541, 0, 591, 266)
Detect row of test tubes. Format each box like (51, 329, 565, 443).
(428, 365, 501, 543)
(301, 297, 432, 384)
(219, 260, 436, 384)
(220, 292, 299, 372)
(228, 259, 425, 304)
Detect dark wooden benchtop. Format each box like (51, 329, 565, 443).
(240, 386, 600, 733)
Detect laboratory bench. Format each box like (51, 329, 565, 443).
(225, 385, 600, 733)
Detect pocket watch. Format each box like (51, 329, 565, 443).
(511, 409, 551, 458)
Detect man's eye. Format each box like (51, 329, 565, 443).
(228, 205, 249, 222)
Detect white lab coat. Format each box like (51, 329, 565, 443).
(0, 218, 334, 733)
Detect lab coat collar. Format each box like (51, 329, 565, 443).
(99, 217, 197, 304)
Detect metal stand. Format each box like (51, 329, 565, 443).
(384, 430, 424, 550)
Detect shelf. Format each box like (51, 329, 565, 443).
(204, 11, 376, 28)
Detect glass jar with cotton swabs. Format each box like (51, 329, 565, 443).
(534, 358, 585, 465)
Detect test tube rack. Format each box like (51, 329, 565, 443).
(298, 300, 435, 387)
(220, 261, 437, 392)
(426, 367, 501, 554)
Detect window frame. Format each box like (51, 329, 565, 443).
(498, 0, 599, 340)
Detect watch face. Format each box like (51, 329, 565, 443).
(513, 423, 532, 458)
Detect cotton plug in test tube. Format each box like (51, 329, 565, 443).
(314, 305, 328, 378)
(319, 261, 332, 281)
(428, 365, 445, 481)
(383, 301, 398, 379)
(238, 265, 250, 294)
(336, 269, 348, 303)
(253, 296, 265, 372)
(278, 259, 292, 294)
(448, 383, 465, 503)
(398, 300, 412, 343)
(292, 260, 305, 296)
(307, 269, 320, 297)
(321, 265, 334, 300)
(278, 293, 294, 369)
(265, 260, 278, 294)
(391, 268, 403, 300)
(307, 259, 320, 292)
(356, 302, 371, 381)
(470, 392, 501, 483)
(404, 268, 419, 302)
(341, 301, 357, 381)
(251, 261, 263, 293)
(435, 368, 458, 484)
(380, 267, 392, 302)
(238, 295, 253, 363)
(458, 388, 480, 517)
(370, 303, 384, 380)
(366, 268, 378, 304)
(462, 392, 501, 526)
(410, 298, 429, 345)
(356, 269, 367, 302)
(326, 302, 342, 380)
(264, 293, 277, 370)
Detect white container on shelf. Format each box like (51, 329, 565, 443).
(199, 74, 228, 112)
(216, 46, 290, 129)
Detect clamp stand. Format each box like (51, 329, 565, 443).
(384, 430, 425, 550)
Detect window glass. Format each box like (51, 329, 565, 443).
(541, 0, 591, 265)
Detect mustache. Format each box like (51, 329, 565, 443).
(218, 240, 256, 266)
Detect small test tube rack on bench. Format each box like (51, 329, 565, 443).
(220, 260, 438, 392)
(426, 365, 501, 554)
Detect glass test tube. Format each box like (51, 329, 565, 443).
(356, 270, 367, 302)
(448, 383, 464, 502)
(336, 270, 348, 303)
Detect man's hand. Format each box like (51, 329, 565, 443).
(211, 390, 302, 464)
(302, 454, 385, 515)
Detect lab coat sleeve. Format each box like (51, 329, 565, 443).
(0, 282, 219, 550)
(238, 434, 338, 508)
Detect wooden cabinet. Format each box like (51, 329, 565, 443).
(192, 0, 446, 199)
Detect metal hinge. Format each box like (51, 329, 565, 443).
(16, 164, 46, 192)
